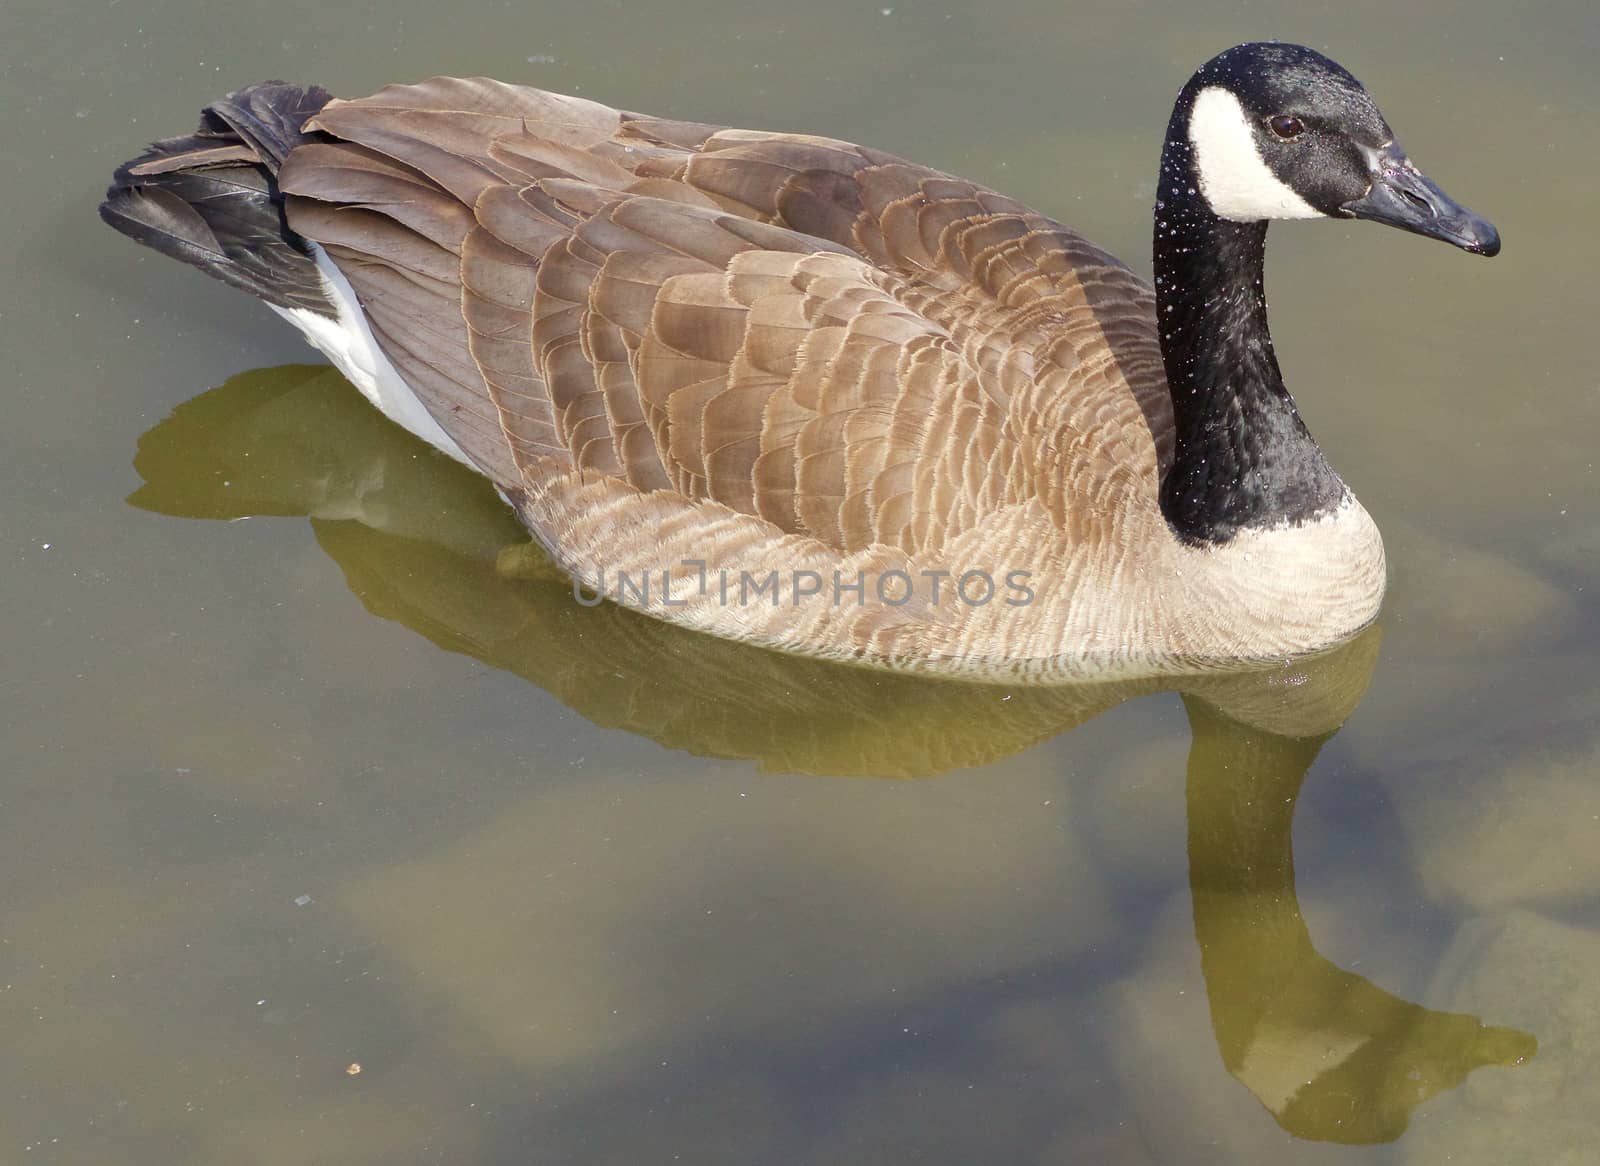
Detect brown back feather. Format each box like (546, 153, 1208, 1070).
(276, 76, 1172, 556)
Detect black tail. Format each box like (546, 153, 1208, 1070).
(100, 81, 339, 317)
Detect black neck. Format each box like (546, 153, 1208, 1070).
(1152, 97, 1348, 545)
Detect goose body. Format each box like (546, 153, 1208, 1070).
(101, 44, 1497, 680)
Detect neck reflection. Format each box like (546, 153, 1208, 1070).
(1182, 696, 1533, 1142)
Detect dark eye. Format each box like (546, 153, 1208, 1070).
(1268, 114, 1306, 140)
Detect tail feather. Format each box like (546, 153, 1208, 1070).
(100, 81, 339, 317)
(196, 81, 334, 167)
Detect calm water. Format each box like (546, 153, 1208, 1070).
(4, 0, 1597, 1162)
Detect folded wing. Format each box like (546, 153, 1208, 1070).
(277, 76, 1171, 560)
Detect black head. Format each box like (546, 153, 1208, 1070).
(1176, 42, 1499, 255)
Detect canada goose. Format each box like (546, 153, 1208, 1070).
(101, 42, 1497, 680)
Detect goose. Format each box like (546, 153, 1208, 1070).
(100, 42, 1498, 681)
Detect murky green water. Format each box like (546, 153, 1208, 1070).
(4, 0, 1596, 1161)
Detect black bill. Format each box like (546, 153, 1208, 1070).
(1340, 143, 1501, 256)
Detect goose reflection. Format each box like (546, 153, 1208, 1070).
(130, 364, 1533, 1144)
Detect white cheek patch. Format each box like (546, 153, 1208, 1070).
(1188, 87, 1324, 222)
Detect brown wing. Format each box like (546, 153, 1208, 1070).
(277, 76, 1170, 559)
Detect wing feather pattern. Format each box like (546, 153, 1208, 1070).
(274, 76, 1176, 670)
